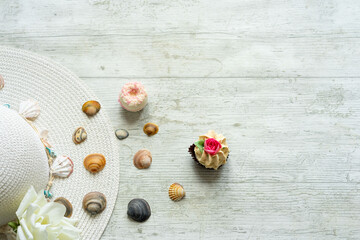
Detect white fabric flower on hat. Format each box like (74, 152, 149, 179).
(15, 186, 81, 240)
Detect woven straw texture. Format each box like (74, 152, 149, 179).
(0, 46, 120, 240)
(0, 107, 49, 226)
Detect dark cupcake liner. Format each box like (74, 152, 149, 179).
(188, 144, 229, 170)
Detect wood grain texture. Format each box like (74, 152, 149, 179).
(1, 0, 360, 239)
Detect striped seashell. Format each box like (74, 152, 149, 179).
(83, 153, 106, 173)
(51, 156, 74, 178)
(133, 149, 152, 169)
(83, 192, 107, 215)
(168, 183, 185, 201)
(127, 198, 151, 222)
(73, 127, 87, 144)
(54, 197, 73, 218)
(19, 99, 40, 120)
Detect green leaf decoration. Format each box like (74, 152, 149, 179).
(8, 220, 19, 233)
(194, 140, 205, 153)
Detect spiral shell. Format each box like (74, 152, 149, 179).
(133, 149, 152, 169)
(19, 99, 40, 120)
(83, 192, 107, 215)
(143, 123, 159, 136)
(83, 153, 106, 173)
(73, 127, 87, 144)
(168, 183, 185, 201)
(54, 197, 73, 218)
(52, 155, 74, 178)
(127, 198, 151, 222)
(82, 100, 101, 116)
(0, 75, 4, 90)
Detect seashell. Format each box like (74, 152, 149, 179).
(133, 149, 152, 169)
(51, 155, 74, 178)
(73, 127, 87, 144)
(19, 99, 40, 120)
(54, 197, 73, 218)
(83, 153, 106, 173)
(127, 198, 151, 222)
(0, 75, 4, 90)
(115, 129, 129, 140)
(143, 123, 159, 136)
(82, 100, 101, 116)
(44, 190, 53, 199)
(83, 192, 107, 215)
(168, 183, 185, 201)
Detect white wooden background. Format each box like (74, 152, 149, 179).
(1, 0, 360, 239)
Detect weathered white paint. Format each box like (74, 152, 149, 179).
(1, 0, 360, 239)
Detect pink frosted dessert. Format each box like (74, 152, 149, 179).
(118, 82, 148, 112)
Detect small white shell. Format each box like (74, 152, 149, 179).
(51, 156, 74, 178)
(19, 99, 40, 120)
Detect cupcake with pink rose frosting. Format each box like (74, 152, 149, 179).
(118, 82, 148, 112)
(188, 130, 229, 170)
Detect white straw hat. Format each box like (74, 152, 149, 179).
(0, 46, 119, 240)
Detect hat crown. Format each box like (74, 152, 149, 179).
(0, 106, 49, 225)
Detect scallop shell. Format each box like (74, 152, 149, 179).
(143, 123, 159, 136)
(127, 198, 151, 222)
(73, 127, 87, 144)
(51, 156, 74, 178)
(83, 192, 107, 215)
(0, 75, 4, 90)
(133, 149, 152, 169)
(82, 100, 101, 116)
(19, 99, 40, 120)
(54, 197, 73, 218)
(169, 183, 185, 201)
(115, 129, 129, 140)
(83, 153, 106, 173)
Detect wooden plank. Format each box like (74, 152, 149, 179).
(1, 0, 360, 37)
(1, 35, 360, 78)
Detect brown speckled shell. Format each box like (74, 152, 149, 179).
(73, 127, 87, 144)
(143, 123, 159, 136)
(82, 100, 101, 116)
(83, 153, 106, 173)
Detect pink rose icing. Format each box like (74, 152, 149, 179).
(204, 138, 221, 155)
(193, 130, 229, 170)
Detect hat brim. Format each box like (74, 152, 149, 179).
(0, 46, 120, 240)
